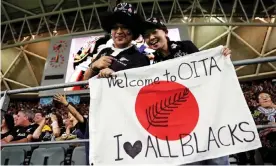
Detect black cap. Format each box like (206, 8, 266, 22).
(142, 17, 168, 36)
(101, 3, 143, 40)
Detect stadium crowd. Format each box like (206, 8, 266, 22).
(1, 78, 275, 164)
(1, 79, 275, 144)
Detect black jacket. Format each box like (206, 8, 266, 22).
(153, 40, 199, 64)
(91, 45, 150, 72)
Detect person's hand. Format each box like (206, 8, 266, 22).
(50, 114, 58, 122)
(147, 53, 155, 60)
(54, 93, 68, 106)
(67, 123, 73, 129)
(39, 118, 46, 126)
(91, 56, 113, 70)
(222, 46, 231, 57)
(98, 68, 115, 78)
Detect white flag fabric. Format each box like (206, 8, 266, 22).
(89, 46, 261, 165)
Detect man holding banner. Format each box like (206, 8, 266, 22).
(83, 3, 150, 80)
(141, 17, 232, 165)
(83, 2, 150, 165)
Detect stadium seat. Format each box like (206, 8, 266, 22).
(1, 149, 25, 165)
(2, 145, 32, 152)
(71, 146, 86, 165)
(2, 145, 35, 165)
(39, 143, 70, 150)
(229, 156, 238, 165)
(29, 147, 65, 165)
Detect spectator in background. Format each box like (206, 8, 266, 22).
(242, 80, 276, 112)
(1, 110, 38, 144)
(252, 92, 276, 164)
(50, 112, 64, 137)
(1, 114, 15, 139)
(54, 94, 87, 139)
(33, 111, 63, 141)
(255, 92, 276, 123)
(253, 92, 276, 147)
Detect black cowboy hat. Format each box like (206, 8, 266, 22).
(141, 17, 168, 36)
(101, 2, 143, 40)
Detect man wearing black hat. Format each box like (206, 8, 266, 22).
(83, 3, 150, 165)
(141, 17, 231, 165)
(84, 2, 150, 79)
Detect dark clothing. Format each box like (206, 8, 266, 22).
(84, 119, 89, 165)
(153, 39, 230, 165)
(71, 118, 87, 139)
(60, 126, 66, 135)
(40, 131, 52, 141)
(32, 130, 53, 142)
(91, 45, 150, 72)
(152, 40, 199, 64)
(32, 125, 53, 142)
(86, 45, 150, 165)
(10, 124, 38, 141)
(60, 118, 87, 139)
(1, 131, 11, 139)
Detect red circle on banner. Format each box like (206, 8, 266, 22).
(135, 81, 199, 141)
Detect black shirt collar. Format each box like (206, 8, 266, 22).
(153, 38, 181, 63)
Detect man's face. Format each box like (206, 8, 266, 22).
(34, 113, 43, 124)
(258, 93, 273, 107)
(16, 111, 28, 126)
(111, 24, 133, 48)
(144, 29, 167, 50)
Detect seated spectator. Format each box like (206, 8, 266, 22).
(1, 114, 15, 139)
(1, 110, 38, 144)
(50, 112, 64, 137)
(254, 92, 276, 123)
(253, 92, 276, 147)
(32, 111, 63, 141)
(251, 92, 276, 164)
(54, 94, 87, 139)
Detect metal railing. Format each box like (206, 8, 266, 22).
(1, 56, 276, 147)
(2, 123, 276, 147)
(1, 56, 276, 96)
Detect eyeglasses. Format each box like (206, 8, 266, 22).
(111, 24, 129, 31)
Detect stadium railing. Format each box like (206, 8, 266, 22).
(1, 56, 276, 149)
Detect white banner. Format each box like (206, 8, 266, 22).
(89, 46, 261, 165)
